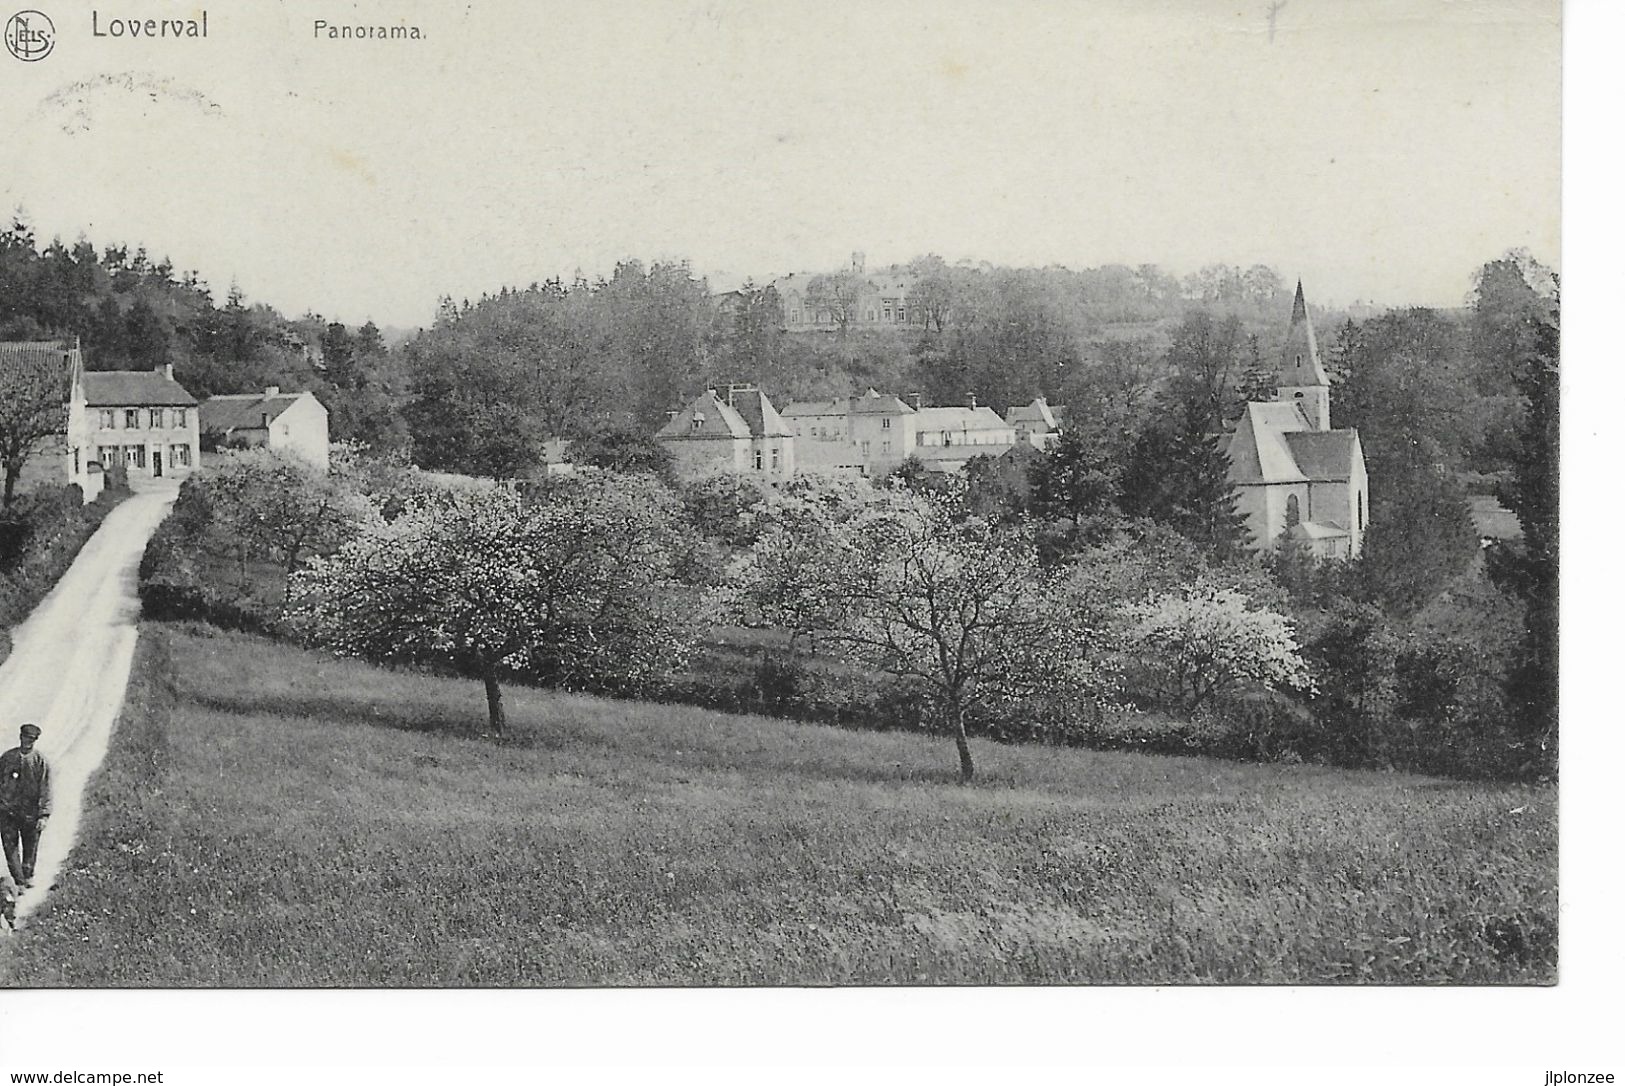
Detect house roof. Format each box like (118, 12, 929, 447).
(1227, 402, 1310, 485)
(1005, 397, 1058, 428)
(0, 341, 77, 398)
(82, 370, 198, 407)
(728, 388, 793, 438)
(850, 389, 915, 416)
(1282, 430, 1359, 481)
(199, 391, 303, 431)
(781, 398, 848, 418)
(656, 390, 752, 440)
(913, 405, 1013, 432)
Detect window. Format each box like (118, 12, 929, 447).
(771, 448, 781, 471)
(98, 446, 118, 467)
(691, 415, 704, 431)
(149, 408, 164, 427)
(173, 409, 187, 428)
(753, 450, 764, 470)
(881, 418, 891, 430)
(1285, 494, 1301, 527)
(128, 445, 147, 469)
(125, 409, 140, 429)
(99, 409, 116, 428)
(881, 439, 892, 454)
(172, 444, 192, 467)
(73, 449, 81, 474)
(1357, 492, 1364, 530)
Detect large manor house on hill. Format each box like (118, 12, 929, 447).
(662, 279, 1369, 560)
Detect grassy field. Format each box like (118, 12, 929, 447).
(0, 624, 1556, 986)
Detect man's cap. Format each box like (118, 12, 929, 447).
(18, 724, 41, 739)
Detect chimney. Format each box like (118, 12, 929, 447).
(967, 393, 977, 410)
(665, 410, 679, 422)
(155, 362, 174, 380)
(908, 392, 922, 410)
(264, 386, 279, 397)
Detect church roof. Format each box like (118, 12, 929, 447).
(1278, 280, 1329, 388)
(1227, 402, 1310, 485)
(1282, 430, 1360, 481)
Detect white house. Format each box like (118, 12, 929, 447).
(199, 387, 330, 471)
(75, 364, 203, 494)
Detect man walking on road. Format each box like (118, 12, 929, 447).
(0, 723, 52, 888)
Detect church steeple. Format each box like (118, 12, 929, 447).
(1276, 279, 1330, 430)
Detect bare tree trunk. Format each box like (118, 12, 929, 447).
(949, 701, 974, 784)
(482, 667, 506, 737)
(2, 465, 17, 508)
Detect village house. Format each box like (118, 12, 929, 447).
(199, 387, 331, 471)
(5, 341, 204, 502)
(909, 400, 1019, 473)
(1006, 397, 1063, 449)
(1226, 282, 1369, 559)
(76, 363, 203, 494)
(655, 385, 795, 480)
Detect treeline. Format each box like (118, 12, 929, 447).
(0, 217, 409, 458)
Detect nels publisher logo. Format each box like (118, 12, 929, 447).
(4, 9, 55, 61)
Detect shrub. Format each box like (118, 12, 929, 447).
(1122, 584, 1314, 712)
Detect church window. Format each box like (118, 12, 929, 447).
(754, 450, 764, 470)
(1358, 492, 1364, 530)
(1285, 494, 1301, 527)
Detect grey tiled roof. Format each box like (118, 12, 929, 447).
(82, 370, 198, 407)
(199, 392, 303, 431)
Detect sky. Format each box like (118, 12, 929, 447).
(2, 0, 1561, 327)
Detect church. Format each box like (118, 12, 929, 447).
(1226, 283, 1369, 560)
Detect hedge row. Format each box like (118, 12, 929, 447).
(0, 484, 130, 668)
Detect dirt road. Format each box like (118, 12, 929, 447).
(0, 480, 177, 923)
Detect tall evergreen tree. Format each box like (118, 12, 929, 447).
(1119, 404, 1248, 558)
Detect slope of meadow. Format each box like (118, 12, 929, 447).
(0, 625, 1556, 986)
